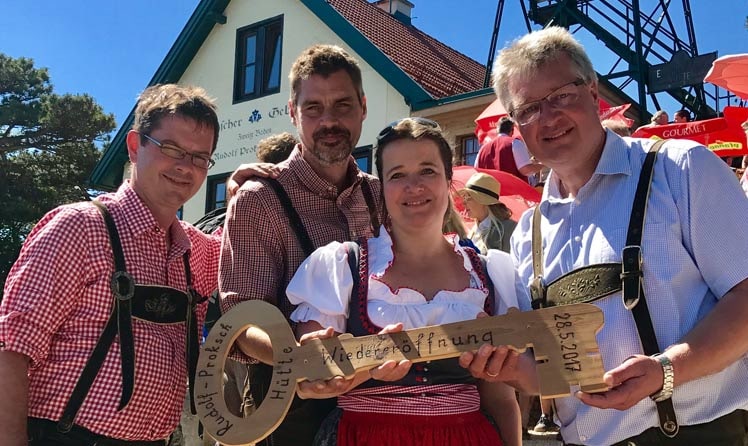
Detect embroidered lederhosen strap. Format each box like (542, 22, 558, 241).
(58, 201, 203, 432)
(58, 200, 136, 432)
(529, 139, 677, 437)
(529, 206, 620, 309)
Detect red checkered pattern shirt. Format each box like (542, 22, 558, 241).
(0, 182, 220, 441)
(219, 148, 382, 359)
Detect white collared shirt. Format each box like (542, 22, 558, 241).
(511, 130, 748, 445)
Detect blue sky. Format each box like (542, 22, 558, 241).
(2, 0, 746, 130)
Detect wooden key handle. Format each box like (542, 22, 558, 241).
(195, 300, 298, 446)
(196, 300, 608, 445)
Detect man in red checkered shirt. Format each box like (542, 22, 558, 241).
(0, 84, 221, 445)
(219, 44, 382, 446)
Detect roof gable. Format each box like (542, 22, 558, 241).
(90, 0, 487, 190)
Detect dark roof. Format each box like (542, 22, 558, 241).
(330, 0, 486, 98)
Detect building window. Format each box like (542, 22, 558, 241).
(206, 173, 230, 213)
(234, 15, 283, 103)
(353, 145, 373, 174)
(459, 135, 480, 166)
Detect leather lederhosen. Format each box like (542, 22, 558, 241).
(529, 139, 679, 437)
(54, 200, 205, 435)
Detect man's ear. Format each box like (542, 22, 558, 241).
(589, 80, 600, 106)
(361, 95, 368, 120)
(289, 100, 298, 127)
(126, 130, 141, 164)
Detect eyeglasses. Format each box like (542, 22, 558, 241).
(140, 133, 215, 169)
(509, 78, 587, 126)
(375, 117, 440, 146)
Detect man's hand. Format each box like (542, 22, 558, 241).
(226, 163, 281, 199)
(576, 354, 663, 410)
(296, 324, 411, 399)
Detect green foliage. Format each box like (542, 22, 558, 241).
(0, 53, 116, 299)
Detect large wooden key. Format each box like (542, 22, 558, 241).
(195, 300, 607, 446)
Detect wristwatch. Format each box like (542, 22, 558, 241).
(650, 353, 674, 402)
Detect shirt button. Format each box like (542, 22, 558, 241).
(423, 367, 429, 372)
(422, 377, 428, 382)
(580, 436, 587, 441)
(574, 236, 581, 242)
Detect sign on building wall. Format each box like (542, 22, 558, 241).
(213, 101, 295, 167)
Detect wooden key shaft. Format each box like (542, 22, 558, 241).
(196, 300, 607, 446)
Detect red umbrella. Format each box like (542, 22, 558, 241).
(451, 166, 541, 223)
(704, 54, 748, 100)
(631, 117, 748, 157)
(599, 103, 634, 127)
(473, 99, 522, 145)
(475, 98, 509, 135)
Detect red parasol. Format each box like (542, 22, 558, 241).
(599, 103, 634, 127)
(475, 98, 509, 135)
(451, 166, 541, 223)
(631, 117, 748, 157)
(704, 54, 748, 100)
(473, 98, 522, 145)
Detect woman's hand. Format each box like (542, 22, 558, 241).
(295, 323, 412, 399)
(369, 323, 412, 382)
(297, 326, 359, 399)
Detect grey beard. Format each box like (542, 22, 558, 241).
(309, 142, 352, 166)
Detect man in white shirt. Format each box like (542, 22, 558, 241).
(461, 26, 748, 446)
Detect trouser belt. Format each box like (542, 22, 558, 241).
(28, 417, 167, 446)
(564, 409, 748, 446)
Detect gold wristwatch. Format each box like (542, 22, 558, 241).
(650, 353, 674, 402)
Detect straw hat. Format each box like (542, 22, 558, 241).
(459, 173, 501, 206)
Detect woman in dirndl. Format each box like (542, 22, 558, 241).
(287, 118, 523, 446)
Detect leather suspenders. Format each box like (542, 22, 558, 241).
(59, 201, 203, 432)
(529, 139, 678, 437)
(264, 176, 381, 258)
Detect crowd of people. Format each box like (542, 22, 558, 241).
(2, 26, 748, 446)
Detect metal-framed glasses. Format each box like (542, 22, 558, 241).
(509, 78, 587, 126)
(375, 117, 440, 147)
(140, 133, 215, 169)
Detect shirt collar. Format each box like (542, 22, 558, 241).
(595, 129, 632, 177)
(542, 129, 632, 203)
(112, 181, 191, 253)
(287, 144, 364, 198)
